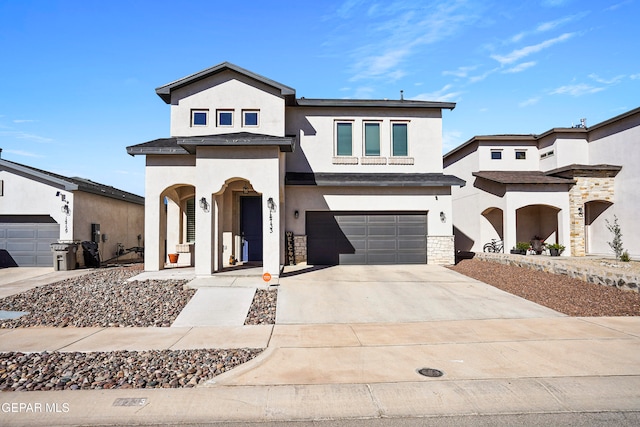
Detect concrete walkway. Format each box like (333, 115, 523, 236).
(1, 264, 639, 426)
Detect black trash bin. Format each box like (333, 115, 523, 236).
(81, 241, 101, 267)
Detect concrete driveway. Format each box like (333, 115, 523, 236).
(277, 264, 563, 324)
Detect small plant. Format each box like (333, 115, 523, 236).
(547, 243, 565, 256)
(516, 242, 531, 251)
(605, 215, 625, 260)
(620, 251, 631, 262)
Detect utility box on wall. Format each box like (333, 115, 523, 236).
(91, 223, 100, 243)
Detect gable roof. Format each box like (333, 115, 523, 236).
(155, 62, 296, 104)
(0, 158, 144, 204)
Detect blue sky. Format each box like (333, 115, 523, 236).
(1, 0, 638, 197)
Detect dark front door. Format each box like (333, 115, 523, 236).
(240, 196, 263, 262)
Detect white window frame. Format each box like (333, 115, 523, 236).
(217, 109, 234, 127)
(191, 109, 208, 127)
(335, 120, 354, 156)
(242, 110, 260, 127)
(390, 121, 410, 157)
(363, 121, 382, 157)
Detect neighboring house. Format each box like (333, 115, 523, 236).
(443, 106, 639, 258)
(0, 156, 145, 267)
(127, 62, 464, 279)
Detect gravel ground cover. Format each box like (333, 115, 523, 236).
(0, 266, 193, 328)
(0, 348, 262, 391)
(449, 258, 640, 316)
(244, 289, 277, 325)
(0, 266, 276, 392)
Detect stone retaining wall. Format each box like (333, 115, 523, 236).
(474, 252, 638, 292)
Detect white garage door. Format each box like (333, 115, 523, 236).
(0, 217, 59, 267)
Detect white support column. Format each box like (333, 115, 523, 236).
(504, 201, 517, 254)
(145, 194, 163, 271)
(262, 191, 281, 283)
(195, 194, 213, 276)
(558, 208, 572, 256)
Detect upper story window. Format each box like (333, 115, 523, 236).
(191, 110, 208, 127)
(540, 149, 554, 159)
(515, 150, 527, 160)
(243, 110, 259, 127)
(491, 150, 502, 160)
(217, 110, 233, 127)
(336, 122, 353, 156)
(392, 123, 408, 156)
(364, 122, 381, 156)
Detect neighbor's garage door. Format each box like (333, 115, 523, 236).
(0, 219, 59, 267)
(306, 212, 427, 265)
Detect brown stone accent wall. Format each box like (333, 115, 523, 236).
(568, 175, 615, 256)
(293, 235, 307, 263)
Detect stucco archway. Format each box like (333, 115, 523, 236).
(584, 200, 614, 255)
(515, 204, 560, 245)
(481, 207, 504, 245)
(159, 184, 195, 268)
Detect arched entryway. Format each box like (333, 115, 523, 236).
(213, 178, 263, 270)
(481, 207, 504, 243)
(160, 184, 195, 268)
(584, 200, 614, 255)
(515, 204, 560, 244)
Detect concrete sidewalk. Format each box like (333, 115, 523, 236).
(1, 265, 640, 425)
(0, 267, 93, 298)
(1, 317, 639, 425)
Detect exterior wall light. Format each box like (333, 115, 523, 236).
(440, 211, 446, 223)
(243, 185, 249, 194)
(578, 206, 583, 217)
(294, 210, 299, 219)
(199, 197, 210, 212)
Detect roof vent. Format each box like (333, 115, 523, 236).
(400, 90, 404, 101)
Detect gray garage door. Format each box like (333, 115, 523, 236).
(0, 216, 59, 267)
(306, 212, 427, 265)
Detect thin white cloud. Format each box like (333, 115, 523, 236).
(443, 65, 478, 78)
(550, 84, 604, 96)
(468, 68, 499, 83)
(345, 1, 482, 82)
(0, 131, 53, 143)
(442, 130, 463, 153)
(630, 74, 640, 80)
(519, 97, 541, 107)
(588, 73, 625, 85)
(491, 33, 575, 65)
(13, 119, 37, 123)
(503, 61, 537, 73)
(605, 1, 632, 11)
(3, 149, 43, 158)
(412, 84, 463, 102)
(505, 12, 587, 44)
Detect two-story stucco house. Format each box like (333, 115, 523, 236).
(0, 156, 144, 267)
(127, 62, 464, 280)
(443, 106, 639, 259)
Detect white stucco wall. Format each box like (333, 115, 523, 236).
(477, 141, 539, 171)
(285, 107, 444, 173)
(0, 170, 74, 241)
(284, 186, 453, 237)
(170, 71, 285, 137)
(587, 114, 640, 257)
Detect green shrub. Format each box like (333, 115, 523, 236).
(620, 251, 631, 262)
(516, 242, 531, 251)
